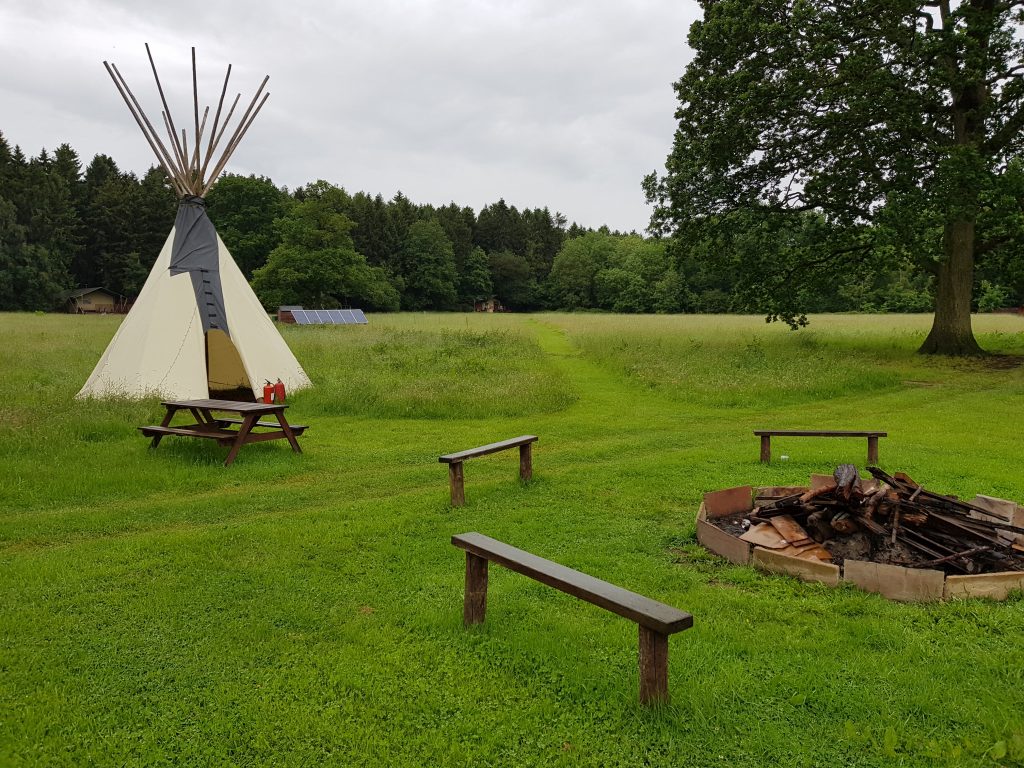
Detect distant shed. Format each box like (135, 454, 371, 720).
(60, 287, 128, 314)
(474, 297, 504, 313)
(277, 306, 303, 323)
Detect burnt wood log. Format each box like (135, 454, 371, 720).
(834, 464, 859, 501)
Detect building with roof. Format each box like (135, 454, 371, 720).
(60, 287, 129, 314)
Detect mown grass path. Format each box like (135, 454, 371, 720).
(1, 312, 1023, 767)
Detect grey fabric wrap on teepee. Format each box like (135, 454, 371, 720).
(169, 196, 229, 336)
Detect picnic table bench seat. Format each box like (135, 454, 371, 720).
(212, 417, 308, 433)
(139, 425, 236, 445)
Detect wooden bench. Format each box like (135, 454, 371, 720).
(140, 425, 235, 445)
(438, 435, 537, 506)
(213, 417, 308, 433)
(452, 532, 693, 704)
(754, 429, 887, 464)
(140, 421, 308, 443)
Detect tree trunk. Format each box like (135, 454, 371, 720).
(919, 217, 983, 356)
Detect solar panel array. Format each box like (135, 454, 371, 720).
(291, 309, 368, 325)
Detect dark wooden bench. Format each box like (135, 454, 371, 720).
(140, 422, 308, 443)
(452, 532, 693, 704)
(140, 425, 234, 445)
(213, 417, 308, 433)
(754, 429, 887, 464)
(439, 435, 537, 506)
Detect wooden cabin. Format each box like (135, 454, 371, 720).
(61, 287, 128, 314)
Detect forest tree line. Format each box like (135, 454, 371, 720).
(0, 130, 1020, 315)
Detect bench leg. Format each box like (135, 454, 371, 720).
(867, 436, 879, 465)
(464, 552, 488, 625)
(151, 406, 177, 448)
(638, 626, 670, 705)
(449, 462, 466, 506)
(224, 413, 258, 466)
(275, 412, 303, 453)
(760, 435, 771, 463)
(519, 442, 533, 482)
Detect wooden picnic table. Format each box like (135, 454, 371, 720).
(139, 398, 306, 466)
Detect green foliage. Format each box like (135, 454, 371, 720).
(344, 191, 392, 268)
(977, 281, 1010, 313)
(646, 0, 1024, 353)
(206, 174, 293, 278)
(458, 246, 492, 305)
(0, 198, 68, 310)
(488, 250, 536, 309)
(67, 154, 174, 298)
(3, 122, 1020, 320)
(547, 232, 614, 309)
(398, 220, 458, 310)
(547, 232, 676, 313)
(252, 181, 399, 310)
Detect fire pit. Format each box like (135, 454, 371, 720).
(696, 466, 1024, 601)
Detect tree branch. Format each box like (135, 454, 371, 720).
(985, 100, 1024, 153)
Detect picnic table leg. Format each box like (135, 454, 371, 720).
(867, 436, 879, 465)
(190, 407, 211, 425)
(224, 413, 258, 466)
(760, 435, 771, 463)
(638, 626, 670, 705)
(463, 552, 488, 626)
(519, 442, 533, 481)
(275, 411, 303, 453)
(151, 406, 178, 448)
(449, 462, 466, 507)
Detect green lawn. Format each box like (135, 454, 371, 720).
(2, 311, 1023, 767)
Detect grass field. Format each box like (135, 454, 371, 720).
(1, 311, 1023, 767)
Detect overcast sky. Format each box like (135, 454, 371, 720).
(0, 0, 700, 233)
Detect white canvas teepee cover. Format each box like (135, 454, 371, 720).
(78, 204, 311, 400)
(84, 46, 311, 400)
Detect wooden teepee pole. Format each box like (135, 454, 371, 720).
(199, 64, 233, 185)
(105, 45, 270, 199)
(190, 47, 201, 180)
(104, 61, 186, 195)
(144, 44, 189, 179)
(201, 75, 269, 195)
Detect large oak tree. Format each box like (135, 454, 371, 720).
(645, 0, 1024, 354)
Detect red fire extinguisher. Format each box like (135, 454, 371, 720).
(263, 380, 275, 404)
(273, 378, 286, 403)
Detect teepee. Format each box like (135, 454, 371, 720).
(78, 46, 311, 400)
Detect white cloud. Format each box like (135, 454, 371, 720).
(0, 0, 700, 231)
